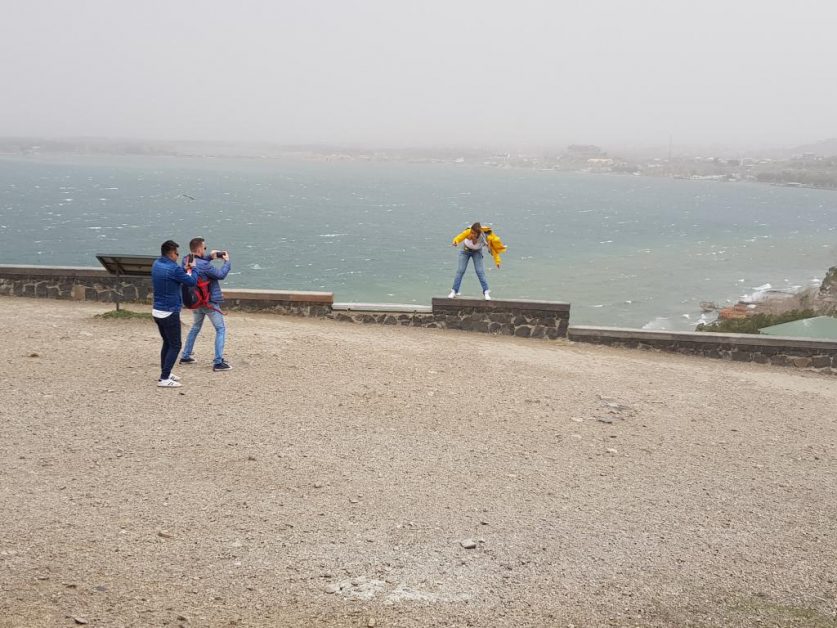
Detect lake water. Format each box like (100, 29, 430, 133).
(1, 154, 835, 330)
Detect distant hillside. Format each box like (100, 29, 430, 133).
(787, 138, 837, 157)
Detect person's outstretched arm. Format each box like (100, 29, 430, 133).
(452, 228, 471, 246)
(203, 253, 231, 280)
(174, 264, 197, 286)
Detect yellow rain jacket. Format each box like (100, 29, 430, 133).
(452, 225, 507, 266)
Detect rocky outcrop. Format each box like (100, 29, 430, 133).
(814, 266, 837, 315)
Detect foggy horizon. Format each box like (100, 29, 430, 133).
(3, 0, 837, 149)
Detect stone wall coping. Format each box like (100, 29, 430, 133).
(333, 302, 432, 313)
(432, 297, 571, 312)
(568, 325, 837, 351)
(224, 288, 334, 304)
(0, 264, 110, 278)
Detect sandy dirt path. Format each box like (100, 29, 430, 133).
(0, 297, 835, 627)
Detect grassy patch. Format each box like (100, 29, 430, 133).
(95, 309, 151, 320)
(728, 594, 837, 627)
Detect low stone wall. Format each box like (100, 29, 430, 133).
(4, 265, 835, 373)
(431, 297, 571, 338)
(330, 299, 572, 337)
(329, 303, 435, 327)
(0, 265, 333, 315)
(0, 265, 573, 339)
(569, 325, 837, 373)
(223, 289, 333, 317)
(0, 265, 152, 303)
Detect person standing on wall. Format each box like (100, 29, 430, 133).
(179, 237, 233, 372)
(448, 222, 507, 300)
(151, 240, 197, 388)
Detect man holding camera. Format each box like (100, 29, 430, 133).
(151, 240, 197, 387)
(179, 237, 232, 372)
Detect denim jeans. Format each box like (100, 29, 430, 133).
(452, 250, 489, 294)
(181, 305, 226, 365)
(153, 312, 181, 380)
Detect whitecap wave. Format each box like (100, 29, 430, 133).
(642, 317, 671, 331)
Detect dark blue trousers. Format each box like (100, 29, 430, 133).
(153, 312, 181, 380)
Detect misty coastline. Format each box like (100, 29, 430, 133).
(4, 136, 837, 191)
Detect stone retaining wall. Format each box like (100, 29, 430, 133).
(222, 289, 333, 317)
(0, 265, 152, 303)
(569, 325, 837, 373)
(431, 297, 571, 338)
(0, 265, 334, 315)
(329, 304, 435, 327)
(13, 265, 837, 374)
(329, 299, 571, 338)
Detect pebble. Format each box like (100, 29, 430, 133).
(72, 617, 88, 625)
(606, 448, 618, 454)
(324, 584, 340, 594)
(314, 482, 323, 489)
(367, 619, 377, 627)
(460, 539, 477, 549)
(157, 530, 174, 539)
(597, 417, 614, 424)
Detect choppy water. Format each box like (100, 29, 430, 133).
(1, 154, 835, 330)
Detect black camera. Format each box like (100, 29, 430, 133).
(215, 250, 228, 258)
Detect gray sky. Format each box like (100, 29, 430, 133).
(3, 0, 836, 148)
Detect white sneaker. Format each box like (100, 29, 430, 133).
(169, 374, 181, 382)
(484, 290, 491, 300)
(157, 378, 182, 388)
(448, 290, 456, 298)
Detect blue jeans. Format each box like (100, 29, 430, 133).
(452, 250, 489, 294)
(181, 305, 226, 365)
(153, 312, 181, 380)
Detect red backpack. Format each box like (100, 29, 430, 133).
(187, 274, 213, 310)
(182, 257, 223, 314)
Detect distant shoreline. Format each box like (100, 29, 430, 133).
(3, 150, 837, 192)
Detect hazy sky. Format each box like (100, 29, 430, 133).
(3, 0, 837, 148)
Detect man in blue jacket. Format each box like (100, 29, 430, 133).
(179, 237, 232, 372)
(151, 240, 196, 388)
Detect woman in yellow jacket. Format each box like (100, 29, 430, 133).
(448, 222, 507, 300)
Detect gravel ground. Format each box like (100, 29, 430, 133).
(1, 296, 835, 628)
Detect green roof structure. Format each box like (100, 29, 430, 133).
(759, 316, 837, 340)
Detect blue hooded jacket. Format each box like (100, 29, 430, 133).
(151, 256, 197, 312)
